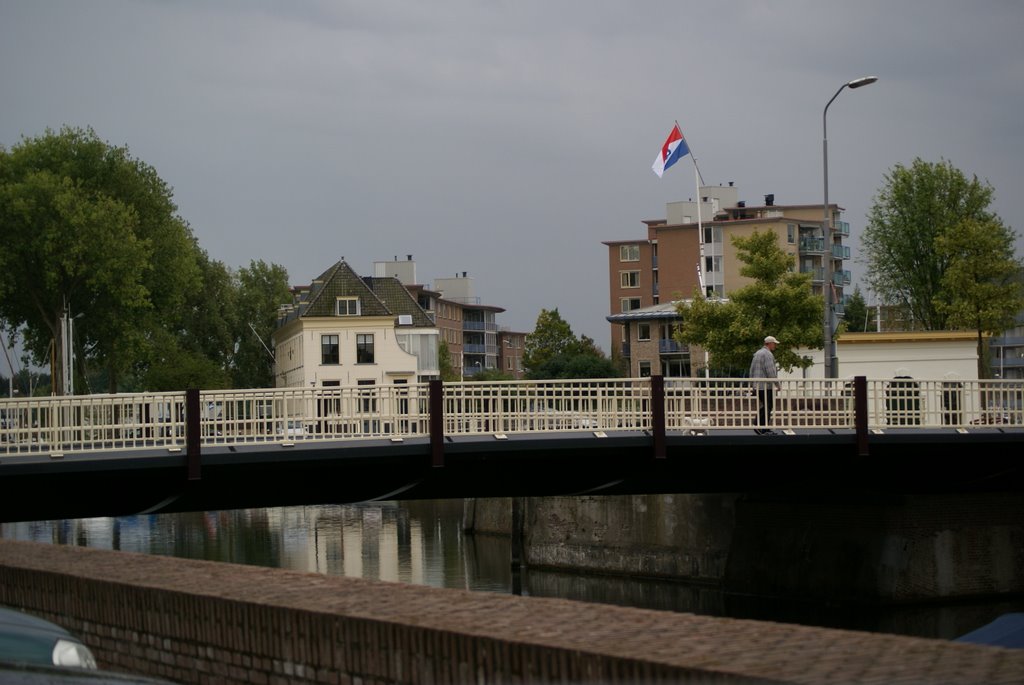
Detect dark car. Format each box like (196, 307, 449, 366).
(0, 607, 97, 670)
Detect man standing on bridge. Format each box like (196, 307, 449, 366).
(749, 336, 780, 435)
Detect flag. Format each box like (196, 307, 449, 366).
(651, 124, 690, 178)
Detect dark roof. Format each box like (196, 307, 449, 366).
(606, 301, 685, 323)
(278, 260, 434, 327)
(362, 276, 435, 327)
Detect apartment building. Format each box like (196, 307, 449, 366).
(376, 257, 527, 379)
(605, 184, 850, 377)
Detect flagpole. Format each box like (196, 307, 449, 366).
(675, 122, 711, 378)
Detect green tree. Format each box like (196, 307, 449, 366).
(842, 286, 875, 333)
(862, 158, 1012, 331)
(523, 308, 575, 372)
(437, 340, 459, 382)
(0, 127, 201, 393)
(934, 219, 1024, 378)
(523, 308, 617, 379)
(674, 231, 821, 375)
(232, 260, 292, 388)
(471, 368, 515, 382)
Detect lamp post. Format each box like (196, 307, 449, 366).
(823, 75, 877, 379)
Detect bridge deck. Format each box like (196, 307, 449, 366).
(1, 377, 1021, 521)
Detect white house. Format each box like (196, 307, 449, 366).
(272, 260, 440, 389)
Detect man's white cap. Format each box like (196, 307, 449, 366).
(764, 336, 780, 344)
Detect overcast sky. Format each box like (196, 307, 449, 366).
(3, 1, 1023, 352)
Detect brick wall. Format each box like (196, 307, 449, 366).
(1, 539, 1022, 684)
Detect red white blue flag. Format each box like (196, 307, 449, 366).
(652, 124, 690, 178)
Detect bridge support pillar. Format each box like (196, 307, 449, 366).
(429, 380, 444, 467)
(651, 375, 665, 459)
(186, 388, 201, 481)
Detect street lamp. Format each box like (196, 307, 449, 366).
(823, 75, 877, 379)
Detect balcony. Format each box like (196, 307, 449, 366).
(463, 321, 497, 332)
(659, 339, 687, 354)
(832, 270, 852, 286)
(799, 237, 825, 253)
(836, 220, 850, 237)
(800, 267, 825, 283)
(831, 244, 850, 260)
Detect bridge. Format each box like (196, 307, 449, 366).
(1, 376, 1022, 522)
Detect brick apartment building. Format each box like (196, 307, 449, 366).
(605, 184, 851, 377)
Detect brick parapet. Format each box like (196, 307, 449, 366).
(1, 539, 1022, 684)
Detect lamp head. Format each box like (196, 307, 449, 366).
(847, 76, 878, 89)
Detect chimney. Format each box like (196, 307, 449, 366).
(765, 194, 774, 206)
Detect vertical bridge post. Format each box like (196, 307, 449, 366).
(651, 375, 666, 459)
(186, 388, 201, 481)
(854, 376, 869, 456)
(429, 379, 444, 467)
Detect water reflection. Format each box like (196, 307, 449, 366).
(0, 501, 510, 594)
(2, 501, 1021, 640)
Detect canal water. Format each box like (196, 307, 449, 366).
(2, 500, 1020, 641)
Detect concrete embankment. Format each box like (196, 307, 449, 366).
(465, 493, 1024, 601)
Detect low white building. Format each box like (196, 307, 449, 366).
(272, 260, 440, 389)
(782, 331, 980, 381)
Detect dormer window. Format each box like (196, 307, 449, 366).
(337, 297, 360, 316)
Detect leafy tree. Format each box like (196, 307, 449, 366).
(231, 260, 292, 388)
(0, 126, 201, 393)
(674, 231, 821, 375)
(861, 158, 1012, 331)
(934, 220, 1024, 378)
(471, 368, 515, 382)
(523, 308, 575, 372)
(143, 346, 231, 391)
(523, 308, 617, 379)
(842, 286, 875, 333)
(527, 352, 618, 379)
(437, 340, 459, 382)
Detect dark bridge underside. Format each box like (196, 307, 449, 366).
(1, 428, 1021, 523)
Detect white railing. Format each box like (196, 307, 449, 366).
(1, 378, 1021, 456)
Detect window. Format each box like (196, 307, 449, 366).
(337, 297, 360, 316)
(702, 225, 722, 244)
(357, 379, 376, 413)
(620, 271, 640, 288)
(619, 244, 640, 262)
(705, 255, 722, 273)
(637, 323, 651, 341)
(620, 297, 641, 313)
(787, 224, 796, 244)
(393, 378, 409, 415)
(638, 361, 652, 377)
(321, 335, 339, 364)
(356, 334, 374, 363)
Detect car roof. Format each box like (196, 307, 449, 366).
(0, 608, 73, 640)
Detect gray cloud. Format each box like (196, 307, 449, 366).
(3, 0, 1022, 351)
